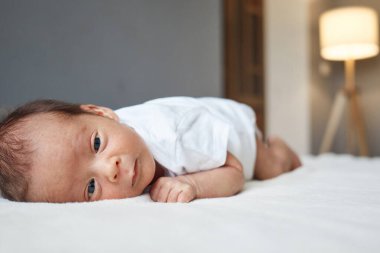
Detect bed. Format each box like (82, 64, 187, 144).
(1, 154, 380, 253)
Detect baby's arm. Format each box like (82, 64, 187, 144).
(149, 152, 245, 203)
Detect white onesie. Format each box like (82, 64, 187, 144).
(115, 97, 257, 180)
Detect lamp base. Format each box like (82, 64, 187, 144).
(319, 88, 369, 156)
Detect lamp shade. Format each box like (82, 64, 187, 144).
(319, 6, 379, 61)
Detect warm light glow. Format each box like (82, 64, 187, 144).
(319, 6, 379, 61)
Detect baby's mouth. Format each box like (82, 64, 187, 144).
(132, 159, 138, 187)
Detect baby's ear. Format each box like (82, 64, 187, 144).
(80, 104, 120, 122)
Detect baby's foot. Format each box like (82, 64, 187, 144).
(254, 135, 302, 180)
(267, 135, 302, 173)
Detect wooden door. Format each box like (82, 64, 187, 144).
(224, 0, 265, 133)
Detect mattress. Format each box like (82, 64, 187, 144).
(1, 154, 380, 253)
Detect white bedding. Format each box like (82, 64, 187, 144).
(1, 154, 380, 253)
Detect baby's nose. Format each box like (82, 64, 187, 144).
(106, 157, 120, 183)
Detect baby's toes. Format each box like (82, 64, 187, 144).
(290, 151, 302, 170)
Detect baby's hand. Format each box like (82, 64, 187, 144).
(149, 176, 197, 203)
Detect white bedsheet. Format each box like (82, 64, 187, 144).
(1, 154, 380, 253)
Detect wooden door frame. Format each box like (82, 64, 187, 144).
(223, 0, 265, 133)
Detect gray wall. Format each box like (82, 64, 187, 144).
(310, 0, 380, 156)
(0, 0, 222, 109)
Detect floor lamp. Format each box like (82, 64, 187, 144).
(319, 6, 379, 156)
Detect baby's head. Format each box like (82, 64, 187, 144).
(0, 100, 156, 202)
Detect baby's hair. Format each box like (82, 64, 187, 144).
(0, 99, 90, 201)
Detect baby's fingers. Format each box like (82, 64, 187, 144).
(150, 184, 171, 202)
(149, 177, 196, 203)
(177, 190, 194, 203)
(149, 184, 161, 202)
(149, 179, 166, 202)
(157, 186, 171, 202)
(167, 189, 182, 203)
(149, 177, 175, 202)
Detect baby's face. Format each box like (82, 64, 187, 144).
(25, 108, 156, 202)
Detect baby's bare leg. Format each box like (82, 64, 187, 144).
(253, 135, 302, 180)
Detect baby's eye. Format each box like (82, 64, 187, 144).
(93, 134, 101, 152)
(87, 178, 96, 200)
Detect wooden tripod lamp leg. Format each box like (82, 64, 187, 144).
(348, 96, 357, 153)
(319, 59, 370, 156)
(345, 59, 369, 156)
(350, 92, 369, 156)
(319, 90, 347, 154)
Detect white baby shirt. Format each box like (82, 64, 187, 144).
(115, 97, 257, 180)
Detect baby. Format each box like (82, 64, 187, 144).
(0, 97, 301, 203)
